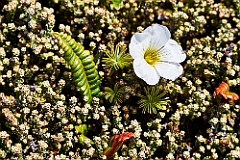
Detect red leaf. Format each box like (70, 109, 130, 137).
(102, 132, 135, 159)
(214, 81, 239, 101)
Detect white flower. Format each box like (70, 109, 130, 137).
(129, 24, 186, 85)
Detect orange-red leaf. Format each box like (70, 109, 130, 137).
(214, 81, 239, 101)
(221, 92, 239, 101)
(102, 132, 135, 159)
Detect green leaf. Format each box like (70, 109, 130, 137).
(75, 124, 94, 145)
(75, 124, 88, 135)
(138, 87, 170, 114)
(102, 44, 132, 75)
(104, 83, 125, 104)
(78, 134, 94, 145)
(111, 0, 123, 10)
(52, 32, 101, 103)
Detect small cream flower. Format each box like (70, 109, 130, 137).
(129, 24, 186, 85)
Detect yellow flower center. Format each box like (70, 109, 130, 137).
(144, 47, 160, 66)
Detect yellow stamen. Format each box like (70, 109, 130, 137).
(144, 48, 160, 66)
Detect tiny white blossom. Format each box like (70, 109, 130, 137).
(129, 24, 186, 85)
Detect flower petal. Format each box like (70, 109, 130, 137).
(154, 62, 183, 81)
(159, 39, 186, 63)
(133, 58, 160, 85)
(129, 33, 151, 59)
(144, 24, 171, 49)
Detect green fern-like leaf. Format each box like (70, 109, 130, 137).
(52, 32, 100, 103)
